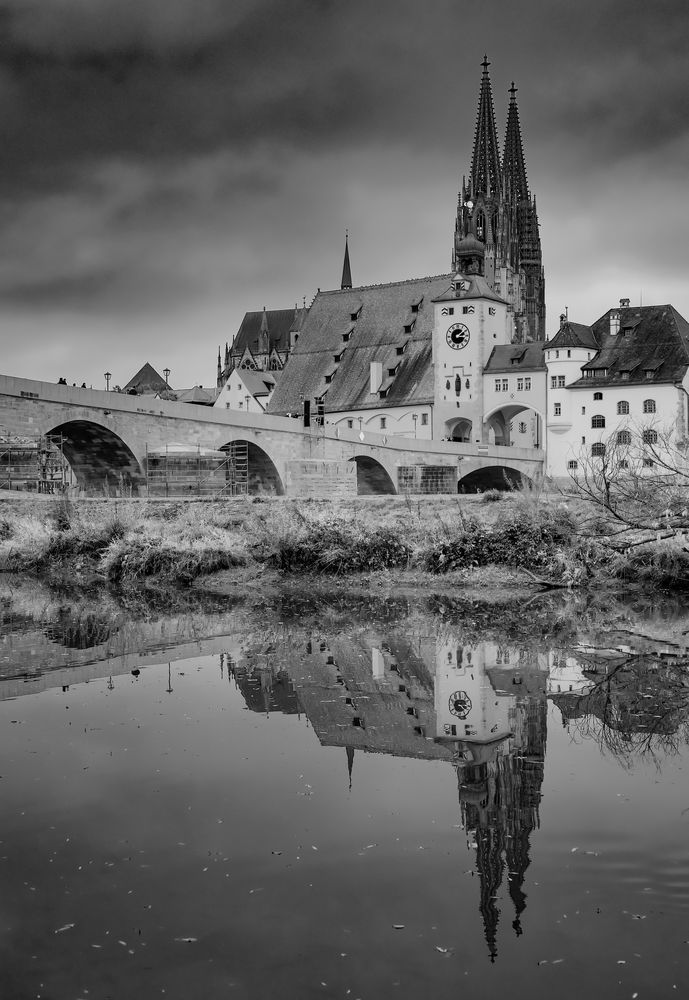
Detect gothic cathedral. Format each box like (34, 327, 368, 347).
(452, 58, 545, 343)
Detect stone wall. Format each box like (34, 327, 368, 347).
(397, 465, 457, 494)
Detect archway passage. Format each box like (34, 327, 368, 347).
(458, 466, 532, 493)
(48, 421, 145, 495)
(350, 456, 396, 495)
(220, 440, 284, 496)
(447, 418, 473, 443)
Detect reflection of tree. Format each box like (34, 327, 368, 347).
(552, 652, 689, 765)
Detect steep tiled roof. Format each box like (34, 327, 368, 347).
(174, 385, 218, 405)
(267, 275, 453, 414)
(484, 343, 546, 373)
(123, 362, 169, 394)
(232, 307, 307, 356)
(568, 305, 689, 388)
(237, 370, 276, 396)
(545, 320, 599, 351)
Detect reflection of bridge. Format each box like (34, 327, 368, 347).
(0, 374, 544, 496)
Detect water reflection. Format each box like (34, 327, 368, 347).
(2, 578, 689, 979)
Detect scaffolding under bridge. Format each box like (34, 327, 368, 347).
(145, 442, 249, 497)
(0, 433, 72, 493)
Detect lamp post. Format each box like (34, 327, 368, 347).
(163, 368, 170, 389)
(412, 413, 418, 438)
(245, 394, 250, 412)
(104, 371, 111, 392)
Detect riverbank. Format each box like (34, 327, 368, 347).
(0, 490, 686, 592)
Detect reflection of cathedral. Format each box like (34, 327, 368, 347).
(229, 628, 548, 961)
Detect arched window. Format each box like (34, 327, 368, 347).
(617, 400, 629, 415)
(617, 430, 632, 444)
(591, 442, 605, 457)
(593, 392, 603, 400)
(591, 414, 606, 428)
(642, 429, 658, 444)
(643, 399, 656, 414)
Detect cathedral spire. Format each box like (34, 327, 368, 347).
(341, 231, 352, 290)
(502, 82, 529, 203)
(470, 56, 502, 200)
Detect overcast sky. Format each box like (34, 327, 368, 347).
(0, 0, 687, 390)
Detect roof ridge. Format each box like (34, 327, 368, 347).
(318, 274, 453, 295)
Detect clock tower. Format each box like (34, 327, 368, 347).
(432, 264, 509, 444)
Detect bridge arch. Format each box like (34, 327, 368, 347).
(445, 417, 473, 442)
(219, 439, 284, 496)
(47, 419, 145, 495)
(349, 455, 396, 495)
(458, 465, 533, 493)
(483, 402, 545, 448)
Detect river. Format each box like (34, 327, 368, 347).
(1, 577, 688, 999)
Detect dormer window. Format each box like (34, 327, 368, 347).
(334, 352, 343, 363)
(379, 387, 389, 399)
(350, 305, 362, 321)
(388, 365, 398, 377)
(411, 296, 423, 313)
(644, 369, 654, 379)
(324, 373, 333, 384)
(396, 340, 409, 356)
(404, 319, 416, 334)
(620, 370, 630, 380)
(342, 331, 352, 343)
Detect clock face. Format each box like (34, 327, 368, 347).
(449, 690, 472, 719)
(446, 323, 470, 350)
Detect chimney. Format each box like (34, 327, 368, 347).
(610, 309, 620, 336)
(619, 297, 630, 308)
(370, 361, 383, 393)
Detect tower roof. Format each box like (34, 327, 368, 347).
(470, 57, 502, 200)
(341, 233, 352, 290)
(502, 83, 529, 202)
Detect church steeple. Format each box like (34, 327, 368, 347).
(502, 83, 529, 203)
(470, 56, 502, 201)
(341, 232, 352, 290)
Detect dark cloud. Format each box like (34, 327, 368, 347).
(0, 0, 687, 385)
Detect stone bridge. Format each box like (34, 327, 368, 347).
(0, 374, 544, 496)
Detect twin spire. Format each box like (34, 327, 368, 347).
(468, 56, 529, 204)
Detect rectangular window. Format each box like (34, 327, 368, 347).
(557, 375, 566, 388)
(567, 350, 571, 358)
(555, 350, 560, 358)
(380, 417, 386, 429)
(441, 306, 454, 316)
(462, 305, 475, 314)
(554, 402, 561, 416)
(488, 307, 496, 316)
(525, 378, 531, 390)
(502, 379, 508, 392)
(347, 419, 353, 428)
(550, 376, 556, 389)
(421, 413, 428, 426)
(517, 378, 524, 391)
(568, 460, 578, 470)
(518, 421, 527, 434)
(495, 379, 501, 392)
(582, 406, 586, 414)
(581, 436, 586, 444)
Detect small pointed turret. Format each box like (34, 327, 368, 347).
(258, 306, 270, 355)
(470, 56, 502, 201)
(341, 232, 352, 290)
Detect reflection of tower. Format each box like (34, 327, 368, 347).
(458, 693, 546, 960)
(346, 746, 354, 790)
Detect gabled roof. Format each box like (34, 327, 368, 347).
(267, 275, 453, 414)
(545, 320, 599, 351)
(234, 370, 276, 396)
(174, 385, 218, 405)
(232, 306, 308, 356)
(123, 362, 169, 394)
(484, 343, 546, 373)
(569, 305, 689, 388)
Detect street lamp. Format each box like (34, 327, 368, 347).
(245, 394, 250, 411)
(412, 413, 418, 438)
(163, 367, 170, 389)
(104, 371, 111, 392)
